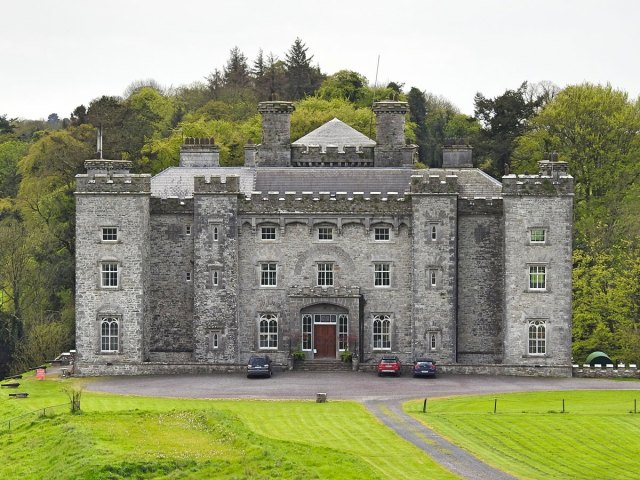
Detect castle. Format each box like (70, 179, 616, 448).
(75, 101, 574, 376)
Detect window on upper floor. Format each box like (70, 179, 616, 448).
(374, 227, 390, 241)
(530, 228, 546, 244)
(317, 263, 334, 287)
(212, 270, 219, 287)
(318, 227, 333, 241)
(185, 224, 192, 236)
(102, 227, 118, 242)
(374, 263, 391, 287)
(212, 226, 219, 242)
(528, 320, 546, 355)
(430, 224, 437, 241)
(100, 262, 119, 288)
(260, 263, 277, 287)
(261, 226, 277, 240)
(529, 265, 546, 291)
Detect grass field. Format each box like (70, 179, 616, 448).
(405, 390, 640, 480)
(0, 371, 456, 479)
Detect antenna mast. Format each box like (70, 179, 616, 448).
(97, 124, 103, 159)
(369, 54, 380, 138)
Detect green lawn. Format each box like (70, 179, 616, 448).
(0, 372, 456, 479)
(405, 390, 640, 480)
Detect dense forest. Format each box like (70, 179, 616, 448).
(1, 39, 639, 376)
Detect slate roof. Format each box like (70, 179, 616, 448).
(292, 118, 376, 151)
(151, 166, 502, 199)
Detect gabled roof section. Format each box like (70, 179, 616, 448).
(292, 118, 376, 151)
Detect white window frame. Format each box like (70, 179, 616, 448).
(259, 313, 278, 350)
(101, 226, 118, 242)
(429, 269, 437, 287)
(528, 320, 546, 355)
(211, 332, 219, 350)
(430, 333, 437, 351)
(338, 314, 349, 351)
(318, 226, 333, 241)
(212, 226, 219, 242)
(186, 271, 192, 282)
(260, 263, 277, 287)
(100, 262, 119, 288)
(374, 226, 390, 241)
(317, 263, 334, 287)
(100, 317, 119, 353)
(372, 314, 391, 350)
(529, 228, 546, 244)
(529, 265, 546, 291)
(185, 224, 192, 236)
(260, 226, 277, 240)
(302, 314, 312, 351)
(374, 263, 391, 287)
(212, 270, 219, 287)
(430, 224, 437, 241)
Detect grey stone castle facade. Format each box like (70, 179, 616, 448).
(75, 101, 574, 376)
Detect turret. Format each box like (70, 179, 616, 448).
(372, 101, 416, 167)
(257, 101, 295, 167)
(180, 137, 220, 167)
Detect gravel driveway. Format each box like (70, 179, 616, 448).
(87, 372, 638, 480)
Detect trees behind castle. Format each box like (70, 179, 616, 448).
(1, 39, 640, 375)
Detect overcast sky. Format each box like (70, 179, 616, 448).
(2, 0, 638, 120)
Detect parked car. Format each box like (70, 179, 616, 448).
(246, 355, 272, 378)
(412, 358, 437, 378)
(377, 356, 402, 376)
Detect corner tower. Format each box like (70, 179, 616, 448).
(373, 101, 416, 167)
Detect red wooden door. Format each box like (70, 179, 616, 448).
(314, 324, 336, 358)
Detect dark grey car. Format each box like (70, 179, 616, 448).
(412, 358, 437, 378)
(246, 355, 273, 378)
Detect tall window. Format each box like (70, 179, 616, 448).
(374, 263, 390, 287)
(530, 228, 546, 243)
(261, 226, 276, 240)
(529, 265, 546, 290)
(374, 227, 390, 241)
(185, 224, 192, 236)
(259, 314, 278, 349)
(102, 227, 118, 242)
(260, 263, 277, 286)
(100, 317, 119, 352)
(338, 314, 349, 351)
(213, 226, 219, 242)
(430, 333, 437, 351)
(318, 227, 333, 241)
(429, 270, 437, 287)
(430, 225, 437, 241)
(211, 332, 219, 350)
(101, 262, 119, 288)
(528, 320, 546, 354)
(212, 270, 219, 287)
(373, 314, 391, 350)
(302, 314, 312, 351)
(317, 263, 334, 286)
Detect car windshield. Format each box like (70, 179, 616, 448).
(250, 358, 267, 366)
(381, 358, 397, 363)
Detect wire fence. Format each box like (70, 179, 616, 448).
(2, 402, 70, 432)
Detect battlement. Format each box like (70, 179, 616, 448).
(291, 144, 374, 167)
(75, 173, 151, 194)
(84, 159, 132, 174)
(180, 138, 220, 167)
(289, 285, 361, 298)
(238, 191, 410, 214)
(502, 174, 574, 196)
(257, 101, 295, 114)
(410, 174, 459, 194)
(182, 137, 215, 146)
(150, 196, 194, 214)
(193, 175, 240, 194)
(372, 101, 409, 114)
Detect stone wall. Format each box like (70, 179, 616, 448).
(572, 364, 640, 378)
(457, 199, 504, 363)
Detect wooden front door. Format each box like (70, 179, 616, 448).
(314, 324, 336, 358)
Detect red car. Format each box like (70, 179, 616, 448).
(377, 356, 402, 376)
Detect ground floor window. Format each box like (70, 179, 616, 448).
(302, 314, 312, 350)
(528, 320, 546, 354)
(259, 314, 278, 349)
(100, 317, 119, 352)
(338, 314, 348, 351)
(373, 314, 391, 350)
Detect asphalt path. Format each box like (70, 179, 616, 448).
(87, 372, 639, 480)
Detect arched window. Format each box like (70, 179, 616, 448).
(528, 320, 546, 354)
(101, 317, 119, 352)
(259, 314, 278, 349)
(212, 332, 219, 349)
(373, 314, 391, 350)
(431, 333, 437, 350)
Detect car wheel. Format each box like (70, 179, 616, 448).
(378, 372, 382, 377)
(269, 370, 273, 377)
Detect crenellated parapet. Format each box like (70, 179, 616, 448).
(84, 159, 133, 174)
(76, 173, 151, 194)
(502, 174, 574, 196)
(180, 137, 220, 167)
(193, 175, 240, 194)
(372, 101, 410, 115)
(257, 101, 295, 114)
(238, 191, 410, 215)
(150, 196, 194, 214)
(291, 144, 374, 167)
(410, 174, 459, 194)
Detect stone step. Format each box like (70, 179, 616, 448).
(294, 360, 354, 372)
